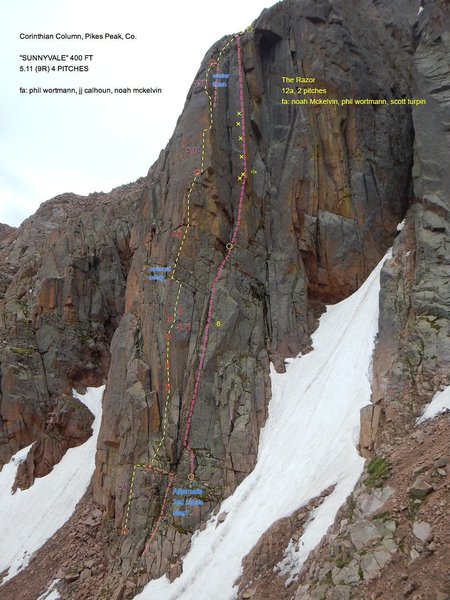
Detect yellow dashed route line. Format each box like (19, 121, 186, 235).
(150, 282, 183, 465)
(123, 463, 174, 534)
(123, 464, 138, 532)
(153, 33, 239, 470)
(122, 26, 252, 538)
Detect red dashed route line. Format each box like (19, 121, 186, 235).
(123, 28, 253, 554)
(184, 34, 248, 475)
(122, 463, 174, 537)
(143, 472, 175, 553)
(122, 33, 239, 538)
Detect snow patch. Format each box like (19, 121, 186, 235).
(0, 385, 104, 584)
(135, 253, 389, 600)
(37, 579, 61, 599)
(397, 219, 405, 232)
(417, 385, 450, 424)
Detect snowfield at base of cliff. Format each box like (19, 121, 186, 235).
(135, 253, 392, 600)
(417, 385, 450, 424)
(0, 386, 104, 584)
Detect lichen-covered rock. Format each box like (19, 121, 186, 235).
(7, 0, 450, 598)
(90, 0, 418, 588)
(0, 181, 144, 471)
(370, 0, 450, 445)
(412, 521, 433, 543)
(13, 394, 95, 490)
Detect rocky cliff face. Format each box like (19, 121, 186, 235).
(238, 2, 450, 599)
(0, 182, 144, 484)
(92, 0, 417, 593)
(365, 0, 450, 451)
(3, 0, 450, 599)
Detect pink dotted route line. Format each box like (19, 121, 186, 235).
(143, 472, 175, 554)
(184, 35, 247, 474)
(140, 32, 249, 555)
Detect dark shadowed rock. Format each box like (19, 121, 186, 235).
(7, 1, 450, 599)
(370, 0, 450, 451)
(92, 0, 417, 588)
(0, 181, 145, 472)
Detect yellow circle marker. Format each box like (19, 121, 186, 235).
(246, 26, 254, 33)
(226, 243, 233, 250)
(122, 33, 247, 538)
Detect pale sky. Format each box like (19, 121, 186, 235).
(0, 0, 273, 227)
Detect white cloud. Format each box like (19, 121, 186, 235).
(0, 0, 272, 226)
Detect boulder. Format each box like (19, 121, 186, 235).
(412, 521, 433, 543)
(349, 521, 383, 550)
(409, 478, 433, 500)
